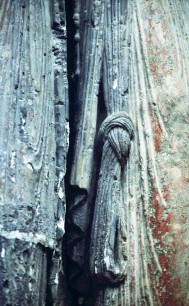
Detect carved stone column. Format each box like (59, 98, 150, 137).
(0, 1, 70, 305)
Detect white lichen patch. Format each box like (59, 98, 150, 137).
(104, 248, 111, 270)
(113, 79, 118, 90)
(58, 187, 64, 200)
(21, 117, 26, 132)
(95, 261, 98, 274)
(1, 248, 5, 258)
(66, 122, 70, 146)
(29, 267, 34, 276)
(10, 175, 16, 183)
(54, 273, 59, 285)
(28, 282, 32, 291)
(26, 163, 33, 172)
(36, 204, 40, 216)
(10, 151, 16, 169)
(57, 172, 65, 199)
(104, 254, 111, 269)
(57, 217, 65, 232)
(0, 229, 55, 249)
(58, 172, 64, 188)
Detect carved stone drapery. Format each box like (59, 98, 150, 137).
(67, 0, 189, 305)
(1, 0, 189, 305)
(0, 1, 69, 304)
(66, 0, 131, 298)
(90, 112, 134, 284)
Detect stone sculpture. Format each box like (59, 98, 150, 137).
(66, 0, 130, 296)
(1, 0, 189, 305)
(90, 112, 134, 285)
(67, 0, 189, 305)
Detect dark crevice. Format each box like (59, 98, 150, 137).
(88, 79, 107, 214)
(39, 245, 53, 306)
(64, 0, 108, 303)
(64, 0, 79, 305)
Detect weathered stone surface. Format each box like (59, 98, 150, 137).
(67, 0, 189, 305)
(90, 113, 134, 284)
(1, 0, 189, 305)
(0, 1, 69, 304)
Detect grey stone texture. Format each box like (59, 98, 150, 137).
(1, 0, 189, 306)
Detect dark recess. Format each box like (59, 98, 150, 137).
(64, 0, 78, 305)
(64, 1, 108, 304)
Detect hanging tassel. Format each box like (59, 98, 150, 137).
(90, 112, 134, 285)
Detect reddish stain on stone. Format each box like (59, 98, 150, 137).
(148, 251, 181, 305)
(148, 264, 161, 301)
(152, 121, 163, 152)
(150, 62, 158, 76)
(149, 187, 186, 305)
(162, 185, 170, 201)
(173, 228, 187, 238)
(0, 2, 7, 31)
(152, 177, 156, 184)
(150, 188, 183, 304)
(152, 189, 173, 239)
(159, 259, 181, 306)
